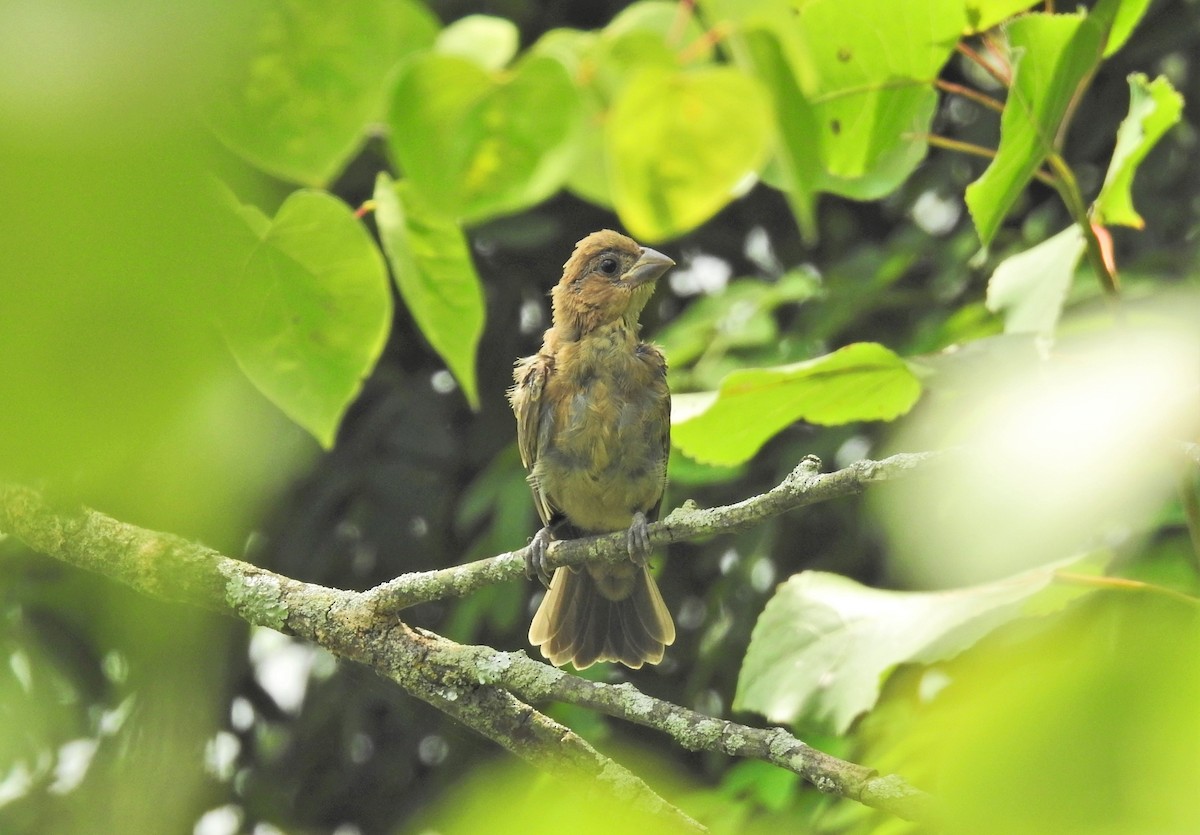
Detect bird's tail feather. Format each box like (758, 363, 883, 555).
(529, 565, 675, 669)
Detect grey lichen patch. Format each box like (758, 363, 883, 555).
(614, 682, 656, 717)
(220, 563, 288, 631)
(475, 651, 514, 684)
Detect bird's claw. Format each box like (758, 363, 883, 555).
(626, 511, 651, 566)
(526, 527, 554, 589)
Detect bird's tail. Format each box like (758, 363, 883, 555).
(529, 563, 675, 669)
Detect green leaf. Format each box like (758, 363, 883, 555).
(671, 343, 921, 465)
(221, 190, 391, 448)
(207, 0, 437, 185)
(1094, 74, 1183, 229)
(389, 54, 583, 223)
(986, 225, 1085, 336)
(965, 12, 1106, 245)
(435, 14, 519, 71)
(608, 67, 771, 241)
(734, 558, 1095, 734)
(737, 29, 821, 241)
(789, 0, 955, 189)
(656, 271, 821, 367)
(964, 1, 1039, 33)
(719, 0, 961, 229)
(373, 173, 485, 409)
(1101, 0, 1153, 56)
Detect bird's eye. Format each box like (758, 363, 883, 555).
(599, 257, 619, 276)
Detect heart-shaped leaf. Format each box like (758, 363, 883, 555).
(388, 54, 583, 224)
(221, 190, 391, 447)
(608, 67, 771, 241)
(207, 0, 437, 185)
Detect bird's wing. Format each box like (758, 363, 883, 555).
(510, 352, 557, 526)
(642, 342, 671, 523)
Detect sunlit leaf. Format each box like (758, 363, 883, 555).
(389, 54, 583, 223)
(963, 1, 1039, 33)
(965, 12, 1106, 245)
(373, 173, 485, 408)
(671, 343, 921, 465)
(1094, 74, 1183, 229)
(221, 190, 391, 448)
(1101, 0, 1153, 56)
(986, 225, 1085, 336)
(435, 14, 519, 71)
(608, 67, 771, 241)
(734, 558, 1095, 734)
(207, 0, 437, 185)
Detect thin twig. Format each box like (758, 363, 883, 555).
(920, 135, 1056, 186)
(1045, 153, 1120, 297)
(1053, 572, 1199, 607)
(956, 41, 1010, 87)
(936, 79, 1006, 113)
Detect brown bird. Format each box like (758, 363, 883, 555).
(509, 230, 676, 669)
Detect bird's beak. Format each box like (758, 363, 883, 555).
(622, 247, 675, 287)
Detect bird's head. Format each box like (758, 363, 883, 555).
(551, 230, 675, 337)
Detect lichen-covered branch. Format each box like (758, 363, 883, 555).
(0, 453, 942, 828)
(358, 451, 941, 614)
(399, 633, 937, 823)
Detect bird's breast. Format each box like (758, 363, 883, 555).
(534, 339, 667, 533)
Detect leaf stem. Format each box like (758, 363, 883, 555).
(935, 79, 1006, 113)
(956, 41, 1010, 87)
(678, 23, 732, 63)
(1045, 153, 1119, 297)
(354, 199, 377, 219)
(669, 0, 696, 47)
(920, 135, 1056, 186)
(1053, 572, 1200, 607)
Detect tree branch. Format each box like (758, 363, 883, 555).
(358, 451, 942, 614)
(0, 452, 943, 827)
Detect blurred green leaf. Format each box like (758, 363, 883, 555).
(657, 271, 821, 368)
(719, 761, 801, 813)
(737, 28, 822, 241)
(964, 1, 1040, 32)
(389, 53, 583, 224)
(1094, 73, 1183, 229)
(373, 173, 485, 408)
(672, 343, 921, 465)
(965, 12, 1106, 245)
(555, 3, 710, 209)
(735, 558, 1094, 734)
(207, 0, 437, 185)
(435, 14, 519, 71)
(221, 190, 391, 448)
(608, 67, 771, 241)
(986, 224, 1085, 336)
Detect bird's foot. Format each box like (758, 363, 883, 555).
(626, 511, 651, 566)
(525, 527, 554, 589)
